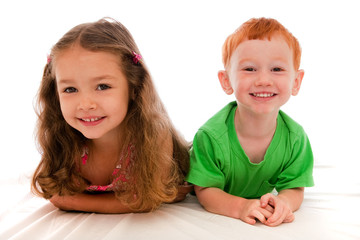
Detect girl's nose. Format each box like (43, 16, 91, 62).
(78, 95, 96, 111)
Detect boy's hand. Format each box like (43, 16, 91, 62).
(260, 193, 295, 227)
(238, 199, 274, 225)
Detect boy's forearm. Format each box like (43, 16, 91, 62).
(277, 187, 304, 212)
(194, 186, 246, 219)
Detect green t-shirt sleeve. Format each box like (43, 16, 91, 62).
(186, 130, 226, 189)
(275, 130, 314, 192)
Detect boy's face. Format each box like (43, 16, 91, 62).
(218, 35, 304, 116)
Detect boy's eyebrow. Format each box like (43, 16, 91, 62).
(236, 57, 289, 65)
(237, 58, 254, 64)
(234, 58, 256, 67)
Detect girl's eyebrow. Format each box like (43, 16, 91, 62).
(57, 75, 116, 85)
(92, 75, 117, 81)
(57, 78, 74, 85)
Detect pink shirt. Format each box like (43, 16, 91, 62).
(81, 145, 134, 192)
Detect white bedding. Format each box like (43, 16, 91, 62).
(0, 166, 359, 240)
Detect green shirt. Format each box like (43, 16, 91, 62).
(186, 102, 314, 199)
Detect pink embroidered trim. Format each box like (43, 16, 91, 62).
(81, 150, 88, 165)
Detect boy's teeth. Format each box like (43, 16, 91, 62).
(253, 93, 274, 97)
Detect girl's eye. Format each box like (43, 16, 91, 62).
(97, 84, 111, 91)
(244, 67, 256, 72)
(64, 87, 77, 93)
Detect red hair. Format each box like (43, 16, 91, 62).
(222, 17, 301, 70)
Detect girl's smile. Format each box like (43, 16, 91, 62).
(79, 116, 106, 126)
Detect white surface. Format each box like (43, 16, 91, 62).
(0, 167, 359, 240)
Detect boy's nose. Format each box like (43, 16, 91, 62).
(255, 71, 273, 87)
(78, 96, 96, 111)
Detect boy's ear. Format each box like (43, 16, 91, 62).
(292, 69, 304, 96)
(218, 70, 234, 95)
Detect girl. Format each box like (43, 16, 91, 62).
(31, 18, 191, 213)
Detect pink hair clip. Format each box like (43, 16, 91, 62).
(47, 54, 52, 64)
(132, 51, 142, 64)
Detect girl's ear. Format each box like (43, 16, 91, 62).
(218, 70, 233, 95)
(130, 86, 138, 101)
(292, 69, 304, 96)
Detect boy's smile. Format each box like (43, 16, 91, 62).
(250, 92, 277, 98)
(249, 92, 278, 102)
(219, 35, 304, 117)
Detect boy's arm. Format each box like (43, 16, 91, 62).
(260, 187, 304, 226)
(195, 185, 274, 225)
(50, 192, 148, 214)
(278, 187, 304, 211)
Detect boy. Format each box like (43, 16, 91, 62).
(186, 18, 314, 227)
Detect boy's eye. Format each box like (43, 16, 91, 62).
(97, 84, 111, 91)
(64, 87, 77, 93)
(272, 67, 283, 72)
(244, 67, 256, 72)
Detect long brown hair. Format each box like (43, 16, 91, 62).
(32, 18, 189, 211)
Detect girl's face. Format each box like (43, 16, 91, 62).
(55, 45, 130, 141)
(219, 35, 304, 117)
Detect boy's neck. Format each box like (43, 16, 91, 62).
(234, 107, 278, 163)
(234, 107, 278, 139)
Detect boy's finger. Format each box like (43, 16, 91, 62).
(260, 193, 273, 207)
(283, 212, 295, 223)
(266, 204, 283, 224)
(251, 210, 267, 224)
(259, 207, 273, 219)
(266, 218, 284, 227)
(264, 204, 274, 213)
(244, 217, 256, 225)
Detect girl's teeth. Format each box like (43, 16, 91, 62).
(83, 117, 101, 122)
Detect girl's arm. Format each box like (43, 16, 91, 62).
(50, 192, 149, 214)
(195, 185, 274, 225)
(170, 182, 194, 203)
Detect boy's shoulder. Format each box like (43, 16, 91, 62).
(198, 101, 237, 139)
(278, 110, 305, 135)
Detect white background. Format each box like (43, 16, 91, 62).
(0, 0, 359, 182)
